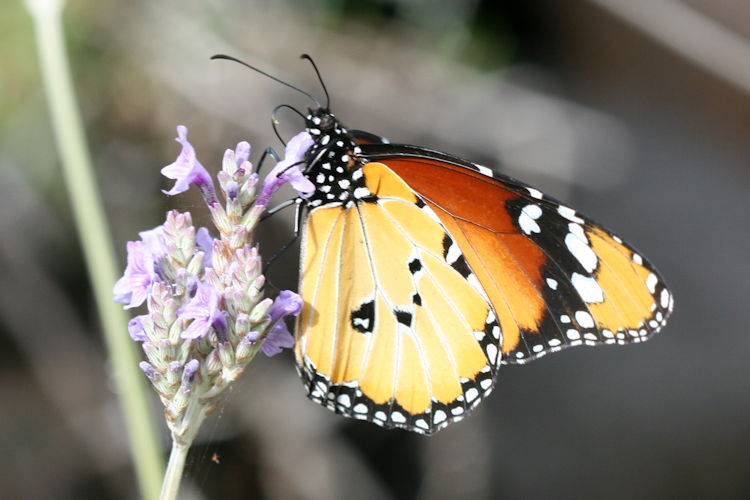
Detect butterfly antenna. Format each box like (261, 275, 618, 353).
(211, 54, 320, 107)
(271, 104, 306, 146)
(300, 54, 330, 109)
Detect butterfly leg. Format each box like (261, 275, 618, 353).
(263, 198, 304, 273)
(256, 147, 281, 175)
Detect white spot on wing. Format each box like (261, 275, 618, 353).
(558, 205, 584, 223)
(518, 204, 542, 235)
(445, 242, 461, 264)
(476, 165, 493, 177)
(353, 187, 371, 199)
(565, 226, 597, 272)
(418, 203, 442, 225)
(433, 410, 447, 424)
(646, 273, 658, 294)
(486, 344, 498, 365)
(571, 272, 604, 303)
(467, 273, 484, 295)
(575, 310, 595, 328)
(660, 289, 670, 308)
(391, 411, 406, 423)
(353, 403, 368, 414)
(527, 187, 543, 199)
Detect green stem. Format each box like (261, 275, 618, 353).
(160, 440, 190, 500)
(161, 399, 208, 500)
(25, 1, 163, 498)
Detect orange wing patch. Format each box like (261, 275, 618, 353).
(295, 162, 499, 434)
(584, 226, 671, 340)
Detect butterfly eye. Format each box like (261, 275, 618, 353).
(319, 114, 335, 132)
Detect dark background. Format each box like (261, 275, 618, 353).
(2, 0, 749, 498)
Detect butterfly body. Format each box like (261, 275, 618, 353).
(293, 106, 673, 434)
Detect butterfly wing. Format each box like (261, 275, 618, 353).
(295, 161, 501, 434)
(360, 144, 674, 364)
(351, 129, 390, 145)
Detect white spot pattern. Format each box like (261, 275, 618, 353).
(565, 224, 598, 272)
(575, 310, 595, 328)
(558, 205, 584, 223)
(518, 204, 542, 235)
(571, 272, 604, 303)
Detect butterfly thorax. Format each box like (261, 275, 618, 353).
(304, 108, 373, 208)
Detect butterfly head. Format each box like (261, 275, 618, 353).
(302, 108, 372, 208)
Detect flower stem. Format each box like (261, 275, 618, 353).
(160, 440, 190, 500)
(161, 398, 208, 500)
(24, 0, 163, 498)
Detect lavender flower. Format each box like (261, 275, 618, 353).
(127, 315, 148, 342)
(161, 126, 217, 204)
(255, 131, 315, 208)
(261, 290, 303, 357)
(113, 240, 157, 309)
(179, 281, 221, 340)
(114, 125, 313, 451)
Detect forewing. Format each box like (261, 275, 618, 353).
(363, 146, 673, 364)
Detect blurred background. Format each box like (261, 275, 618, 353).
(2, 0, 749, 498)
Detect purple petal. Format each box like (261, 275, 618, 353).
(268, 290, 303, 322)
(128, 315, 148, 342)
(139, 362, 160, 381)
(139, 226, 168, 260)
(261, 290, 303, 357)
(195, 227, 213, 268)
(161, 126, 215, 198)
(179, 281, 220, 340)
(226, 180, 239, 200)
(234, 141, 251, 166)
(256, 132, 315, 206)
(113, 241, 157, 309)
(182, 359, 200, 383)
(285, 131, 315, 161)
(212, 311, 229, 342)
(261, 321, 295, 357)
(284, 167, 315, 199)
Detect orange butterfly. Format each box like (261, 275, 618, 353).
(216, 55, 673, 434)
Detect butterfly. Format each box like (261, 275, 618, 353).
(215, 54, 673, 435)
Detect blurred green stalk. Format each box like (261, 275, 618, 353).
(24, 0, 163, 498)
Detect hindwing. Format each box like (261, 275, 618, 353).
(295, 162, 500, 434)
